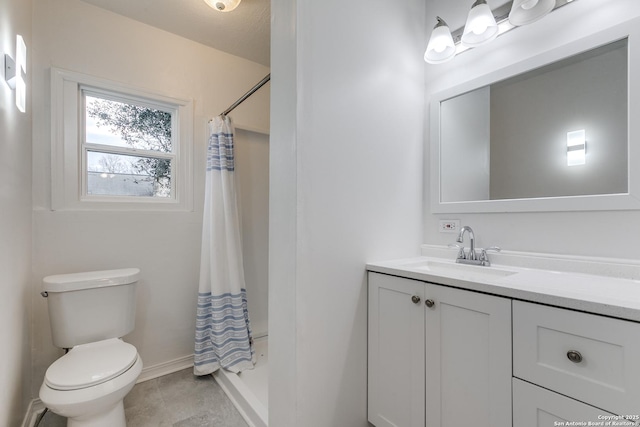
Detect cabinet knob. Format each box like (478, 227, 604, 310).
(411, 295, 421, 304)
(425, 299, 435, 308)
(567, 350, 583, 363)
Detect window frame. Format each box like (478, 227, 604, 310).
(51, 68, 193, 211)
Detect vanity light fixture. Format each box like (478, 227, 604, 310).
(461, 0, 499, 47)
(425, 0, 578, 65)
(4, 35, 26, 113)
(424, 17, 456, 64)
(567, 129, 586, 166)
(203, 0, 241, 12)
(509, 0, 556, 26)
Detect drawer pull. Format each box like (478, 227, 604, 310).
(425, 299, 435, 308)
(411, 295, 421, 304)
(567, 350, 583, 363)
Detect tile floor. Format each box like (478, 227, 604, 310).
(38, 368, 249, 427)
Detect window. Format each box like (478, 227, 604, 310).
(51, 69, 193, 210)
(83, 90, 175, 198)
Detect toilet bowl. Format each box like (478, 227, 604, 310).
(40, 339, 143, 427)
(39, 269, 143, 427)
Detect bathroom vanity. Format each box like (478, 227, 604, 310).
(370, 13, 640, 427)
(366, 247, 640, 427)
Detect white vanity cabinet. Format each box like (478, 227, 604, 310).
(368, 251, 640, 427)
(512, 301, 640, 426)
(368, 272, 512, 427)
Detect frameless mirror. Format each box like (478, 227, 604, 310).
(431, 19, 640, 213)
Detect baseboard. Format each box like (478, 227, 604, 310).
(22, 354, 195, 426)
(136, 354, 194, 383)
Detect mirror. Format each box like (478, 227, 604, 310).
(442, 40, 627, 203)
(431, 20, 640, 213)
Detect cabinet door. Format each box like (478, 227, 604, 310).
(425, 285, 512, 427)
(513, 378, 618, 427)
(368, 272, 425, 427)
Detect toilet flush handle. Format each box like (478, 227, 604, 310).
(41, 291, 48, 297)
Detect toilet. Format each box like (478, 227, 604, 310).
(39, 268, 143, 427)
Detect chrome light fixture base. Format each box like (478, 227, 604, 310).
(4, 54, 17, 89)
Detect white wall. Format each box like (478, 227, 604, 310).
(0, 0, 32, 424)
(235, 128, 269, 338)
(424, 0, 640, 258)
(31, 0, 270, 394)
(269, 0, 425, 425)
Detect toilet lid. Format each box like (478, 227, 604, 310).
(45, 338, 138, 391)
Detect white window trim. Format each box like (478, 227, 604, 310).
(51, 67, 194, 211)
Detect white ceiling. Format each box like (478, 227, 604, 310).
(79, 0, 271, 66)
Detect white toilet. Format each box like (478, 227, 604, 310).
(39, 268, 143, 427)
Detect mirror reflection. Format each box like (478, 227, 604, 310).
(439, 39, 628, 203)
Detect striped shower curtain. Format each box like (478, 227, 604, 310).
(194, 115, 255, 375)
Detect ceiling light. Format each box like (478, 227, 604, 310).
(203, 0, 241, 12)
(461, 0, 499, 47)
(509, 0, 555, 26)
(424, 17, 456, 64)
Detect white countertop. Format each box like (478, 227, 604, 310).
(367, 246, 640, 322)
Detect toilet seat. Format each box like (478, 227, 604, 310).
(45, 338, 138, 391)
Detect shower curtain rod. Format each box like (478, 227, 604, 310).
(220, 73, 271, 117)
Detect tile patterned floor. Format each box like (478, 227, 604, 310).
(38, 368, 249, 427)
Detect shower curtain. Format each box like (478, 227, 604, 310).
(194, 115, 255, 376)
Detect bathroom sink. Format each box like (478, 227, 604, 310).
(404, 259, 518, 281)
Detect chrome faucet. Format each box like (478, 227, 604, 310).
(453, 226, 501, 266)
(457, 226, 477, 261)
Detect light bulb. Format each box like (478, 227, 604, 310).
(472, 22, 488, 35)
(509, 0, 555, 26)
(461, 0, 499, 48)
(424, 17, 456, 64)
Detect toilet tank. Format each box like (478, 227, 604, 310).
(42, 268, 140, 349)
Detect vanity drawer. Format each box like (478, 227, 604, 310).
(513, 300, 640, 414)
(513, 378, 616, 427)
